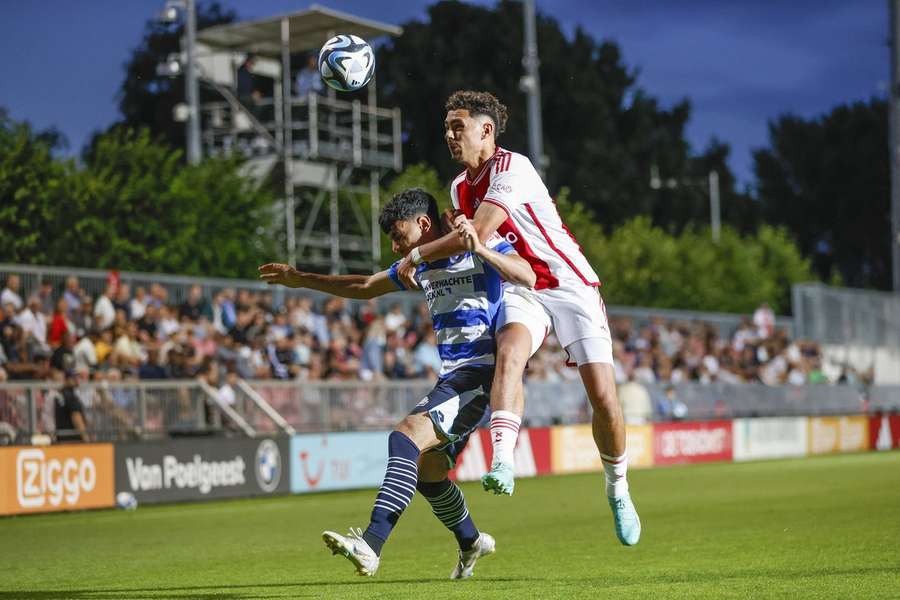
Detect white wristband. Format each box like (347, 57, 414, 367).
(410, 247, 423, 265)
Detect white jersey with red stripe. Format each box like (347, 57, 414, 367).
(450, 147, 600, 291)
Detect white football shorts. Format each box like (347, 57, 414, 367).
(496, 285, 551, 358)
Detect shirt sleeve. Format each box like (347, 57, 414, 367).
(387, 261, 407, 291)
(482, 156, 533, 214)
(485, 234, 516, 256)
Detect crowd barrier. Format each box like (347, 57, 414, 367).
(3, 413, 899, 516)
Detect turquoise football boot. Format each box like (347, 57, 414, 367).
(481, 462, 515, 496)
(608, 494, 641, 546)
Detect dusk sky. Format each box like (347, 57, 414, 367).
(1, 1, 890, 185)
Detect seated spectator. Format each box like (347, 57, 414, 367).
(48, 298, 73, 348)
(63, 276, 83, 315)
(93, 285, 116, 331)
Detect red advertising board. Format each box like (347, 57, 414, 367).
(870, 415, 900, 450)
(653, 420, 733, 465)
(450, 427, 551, 482)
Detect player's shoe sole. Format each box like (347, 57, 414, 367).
(481, 463, 515, 496)
(451, 532, 496, 579)
(322, 529, 380, 576)
(608, 494, 641, 546)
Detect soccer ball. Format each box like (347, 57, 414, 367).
(116, 491, 138, 511)
(318, 34, 375, 92)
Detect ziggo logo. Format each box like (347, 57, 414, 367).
(16, 449, 97, 508)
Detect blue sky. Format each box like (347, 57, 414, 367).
(0, 1, 889, 184)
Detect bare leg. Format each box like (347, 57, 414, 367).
(577, 362, 625, 457)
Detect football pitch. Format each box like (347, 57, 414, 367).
(2, 452, 898, 600)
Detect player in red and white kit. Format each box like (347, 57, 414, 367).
(395, 91, 640, 546)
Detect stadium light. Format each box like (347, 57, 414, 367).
(153, 0, 201, 165)
(650, 164, 721, 242)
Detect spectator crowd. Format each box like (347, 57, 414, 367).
(0, 273, 864, 391)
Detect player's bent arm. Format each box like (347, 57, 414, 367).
(407, 202, 509, 265)
(259, 263, 397, 299)
(476, 247, 536, 288)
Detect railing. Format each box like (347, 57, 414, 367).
(200, 93, 402, 171)
(793, 283, 900, 349)
(3, 379, 897, 444)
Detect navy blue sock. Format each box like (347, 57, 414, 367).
(417, 479, 480, 551)
(363, 431, 420, 556)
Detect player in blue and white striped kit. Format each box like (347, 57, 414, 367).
(259, 188, 538, 579)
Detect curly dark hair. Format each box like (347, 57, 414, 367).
(378, 188, 440, 234)
(445, 90, 508, 138)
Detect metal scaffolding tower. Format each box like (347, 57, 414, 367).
(192, 5, 403, 273)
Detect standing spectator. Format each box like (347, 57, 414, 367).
(63, 277, 83, 315)
(94, 285, 116, 331)
(55, 370, 89, 442)
(113, 283, 132, 320)
(70, 296, 94, 337)
(130, 286, 148, 321)
(384, 303, 408, 335)
(236, 53, 262, 115)
(1, 275, 23, 312)
(48, 299, 73, 347)
(295, 53, 324, 97)
(753, 302, 775, 340)
(15, 296, 49, 356)
(180, 285, 212, 322)
(50, 332, 77, 374)
(37, 281, 54, 315)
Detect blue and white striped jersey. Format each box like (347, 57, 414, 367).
(388, 237, 516, 376)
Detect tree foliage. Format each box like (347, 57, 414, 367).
(754, 99, 889, 289)
(0, 117, 276, 277)
(376, 0, 758, 233)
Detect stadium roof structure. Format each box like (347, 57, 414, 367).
(197, 4, 402, 56)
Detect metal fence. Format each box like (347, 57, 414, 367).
(793, 283, 900, 348)
(0, 380, 239, 444)
(0, 263, 792, 338)
(4, 379, 898, 444)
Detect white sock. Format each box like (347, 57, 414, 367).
(489, 410, 521, 467)
(600, 452, 629, 498)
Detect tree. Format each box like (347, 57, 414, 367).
(753, 99, 890, 289)
(0, 113, 72, 263)
(376, 0, 755, 233)
(1, 114, 277, 277)
(85, 2, 236, 158)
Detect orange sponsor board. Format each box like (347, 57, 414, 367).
(0, 444, 114, 515)
(551, 425, 602, 474)
(625, 425, 654, 468)
(807, 416, 869, 455)
(550, 424, 654, 474)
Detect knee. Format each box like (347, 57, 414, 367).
(495, 340, 528, 372)
(589, 384, 619, 413)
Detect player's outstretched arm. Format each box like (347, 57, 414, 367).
(455, 216, 536, 288)
(258, 263, 397, 299)
(396, 203, 508, 288)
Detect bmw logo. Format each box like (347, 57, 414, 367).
(255, 440, 282, 493)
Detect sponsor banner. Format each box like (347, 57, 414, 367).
(733, 418, 807, 462)
(653, 421, 733, 465)
(808, 416, 869, 455)
(451, 427, 552, 482)
(551, 424, 601, 474)
(626, 425, 654, 468)
(0, 444, 114, 516)
(549, 425, 654, 474)
(290, 431, 387, 493)
(870, 415, 900, 450)
(115, 437, 289, 504)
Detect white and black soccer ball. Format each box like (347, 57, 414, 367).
(318, 34, 375, 92)
(116, 491, 138, 511)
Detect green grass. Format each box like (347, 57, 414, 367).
(2, 452, 899, 599)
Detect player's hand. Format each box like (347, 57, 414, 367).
(455, 215, 483, 254)
(396, 254, 420, 289)
(441, 208, 464, 234)
(258, 263, 304, 288)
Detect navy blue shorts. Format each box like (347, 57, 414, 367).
(410, 364, 493, 464)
